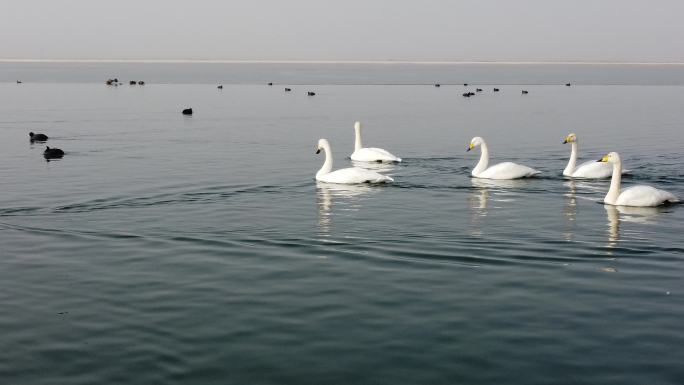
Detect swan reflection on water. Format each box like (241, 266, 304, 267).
(468, 185, 489, 237)
(563, 179, 611, 241)
(470, 177, 528, 190)
(563, 180, 578, 241)
(604, 204, 668, 251)
(316, 182, 377, 235)
(563, 179, 578, 217)
(468, 178, 526, 236)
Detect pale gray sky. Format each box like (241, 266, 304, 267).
(2, 0, 683, 62)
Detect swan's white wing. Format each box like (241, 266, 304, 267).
(571, 160, 629, 178)
(572, 160, 613, 178)
(351, 147, 402, 163)
(317, 167, 393, 184)
(616, 185, 679, 207)
(477, 162, 540, 180)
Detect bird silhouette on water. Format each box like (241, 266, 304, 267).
(30, 132, 48, 142)
(44, 146, 64, 159)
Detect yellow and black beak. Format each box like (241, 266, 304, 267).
(562, 139, 568, 144)
(467, 143, 474, 152)
(597, 155, 609, 162)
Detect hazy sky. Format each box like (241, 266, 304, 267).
(2, 0, 683, 62)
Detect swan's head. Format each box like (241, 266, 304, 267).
(354, 121, 361, 131)
(563, 133, 577, 144)
(316, 138, 329, 154)
(467, 136, 484, 152)
(598, 151, 621, 164)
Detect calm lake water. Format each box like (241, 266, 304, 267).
(1, 64, 683, 384)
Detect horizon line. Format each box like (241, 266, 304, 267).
(2, 59, 684, 66)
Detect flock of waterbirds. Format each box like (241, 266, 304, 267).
(21, 78, 679, 207)
(105, 78, 145, 86)
(316, 122, 679, 207)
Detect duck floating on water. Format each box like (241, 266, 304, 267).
(29, 132, 48, 142)
(44, 146, 64, 159)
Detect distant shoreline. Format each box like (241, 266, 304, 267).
(1, 59, 684, 66)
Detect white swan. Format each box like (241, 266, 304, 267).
(316, 138, 393, 184)
(467, 137, 540, 179)
(350, 121, 402, 163)
(598, 152, 679, 207)
(562, 133, 621, 178)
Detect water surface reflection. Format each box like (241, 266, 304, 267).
(316, 182, 376, 236)
(604, 204, 667, 250)
(563, 180, 578, 241)
(468, 178, 527, 236)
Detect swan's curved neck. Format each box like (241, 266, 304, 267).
(316, 142, 333, 178)
(472, 141, 489, 176)
(605, 161, 622, 205)
(563, 142, 578, 176)
(354, 127, 363, 151)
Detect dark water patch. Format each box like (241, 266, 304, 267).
(43, 183, 303, 214)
